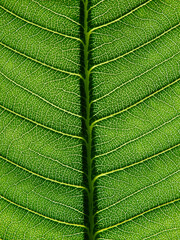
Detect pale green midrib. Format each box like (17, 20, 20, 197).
(83, 0, 95, 239)
(82, 2, 180, 238)
(1, 2, 179, 239)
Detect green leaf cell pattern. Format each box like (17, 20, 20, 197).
(0, 0, 180, 239)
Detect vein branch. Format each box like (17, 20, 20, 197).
(92, 143, 180, 183)
(0, 194, 87, 228)
(0, 41, 83, 78)
(0, 104, 85, 141)
(0, 155, 87, 191)
(89, 23, 180, 71)
(94, 198, 180, 237)
(91, 77, 180, 126)
(0, 70, 84, 119)
(89, 0, 152, 32)
(0, 5, 83, 44)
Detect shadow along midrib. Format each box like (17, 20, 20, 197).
(82, 0, 95, 239)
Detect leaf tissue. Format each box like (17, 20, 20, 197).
(0, 0, 180, 239)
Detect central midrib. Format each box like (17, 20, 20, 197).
(83, 0, 94, 239)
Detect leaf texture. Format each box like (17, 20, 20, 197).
(0, 0, 180, 239)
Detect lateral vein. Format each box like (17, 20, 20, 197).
(93, 115, 179, 159)
(0, 194, 88, 229)
(93, 143, 180, 182)
(0, 71, 84, 119)
(91, 77, 180, 126)
(0, 155, 88, 191)
(0, 104, 86, 142)
(89, 0, 152, 32)
(90, 52, 180, 104)
(0, 41, 83, 79)
(0, 5, 84, 44)
(95, 170, 179, 214)
(89, 23, 180, 71)
(31, 0, 83, 28)
(142, 228, 180, 240)
(94, 198, 180, 236)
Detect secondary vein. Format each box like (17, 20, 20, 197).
(0, 5, 83, 44)
(0, 194, 87, 228)
(0, 155, 87, 191)
(0, 104, 85, 141)
(94, 198, 180, 236)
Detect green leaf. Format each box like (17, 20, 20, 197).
(0, 0, 180, 239)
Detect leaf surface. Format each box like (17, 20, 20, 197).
(0, 0, 180, 239)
